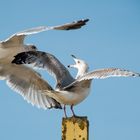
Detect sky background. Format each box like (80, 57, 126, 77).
(0, 0, 140, 140)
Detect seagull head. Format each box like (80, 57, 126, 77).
(68, 55, 89, 78)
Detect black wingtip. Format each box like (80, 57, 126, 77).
(50, 103, 62, 110)
(84, 18, 89, 23)
(11, 56, 20, 64)
(11, 59, 16, 64)
(77, 18, 89, 23)
(11, 59, 23, 64)
(65, 18, 90, 30)
(11, 52, 27, 65)
(55, 105, 62, 109)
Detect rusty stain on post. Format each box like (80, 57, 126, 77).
(62, 116, 89, 140)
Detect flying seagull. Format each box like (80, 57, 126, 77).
(0, 19, 89, 110)
(12, 51, 140, 117)
(0, 18, 89, 62)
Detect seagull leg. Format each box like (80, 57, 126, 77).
(63, 105, 67, 118)
(70, 105, 76, 117)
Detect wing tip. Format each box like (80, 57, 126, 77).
(47, 104, 62, 109)
(76, 18, 89, 23)
(132, 73, 140, 77)
(83, 18, 89, 23)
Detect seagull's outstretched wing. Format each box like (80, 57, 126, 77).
(12, 51, 74, 88)
(1, 19, 89, 46)
(63, 68, 140, 90)
(2, 64, 62, 109)
(78, 68, 140, 81)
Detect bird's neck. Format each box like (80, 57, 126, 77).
(76, 67, 88, 79)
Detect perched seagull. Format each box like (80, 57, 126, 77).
(0, 19, 89, 110)
(0, 18, 89, 61)
(12, 51, 140, 117)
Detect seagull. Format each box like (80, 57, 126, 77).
(0, 18, 89, 62)
(12, 51, 140, 117)
(0, 19, 89, 110)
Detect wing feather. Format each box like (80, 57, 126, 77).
(79, 68, 140, 81)
(12, 51, 74, 88)
(1, 19, 89, 45)
(63, 68, 140, 90)
(4, 64, 62, 109)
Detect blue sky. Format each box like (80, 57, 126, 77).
(0, 0, 140, 140)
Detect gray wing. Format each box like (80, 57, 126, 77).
(63, 68, 140, 90)
(1, 19, 89, 46)
(3, 64, 62, 109)
(12, 51, 75, 88)
(79, 68, 140, 81)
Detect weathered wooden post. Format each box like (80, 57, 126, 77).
(62, 116, 89, 140)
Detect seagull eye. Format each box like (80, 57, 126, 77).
(77, 61, 80, 63)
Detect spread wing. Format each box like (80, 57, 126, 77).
(63, 68, 140, 90)
(1, 19, 89, 46)
(2, 64, 62, 109)
(79, 68, 140, 81)
(12, 51, 74, 88)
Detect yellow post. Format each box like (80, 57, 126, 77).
(62, 116, 89, 140)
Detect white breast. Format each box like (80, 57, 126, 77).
(55, 87, 91, 105)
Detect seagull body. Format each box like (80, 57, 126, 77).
(12, 51, 140, 116)
(0, 19, 89, 109)
(53, 80, 92, 106)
